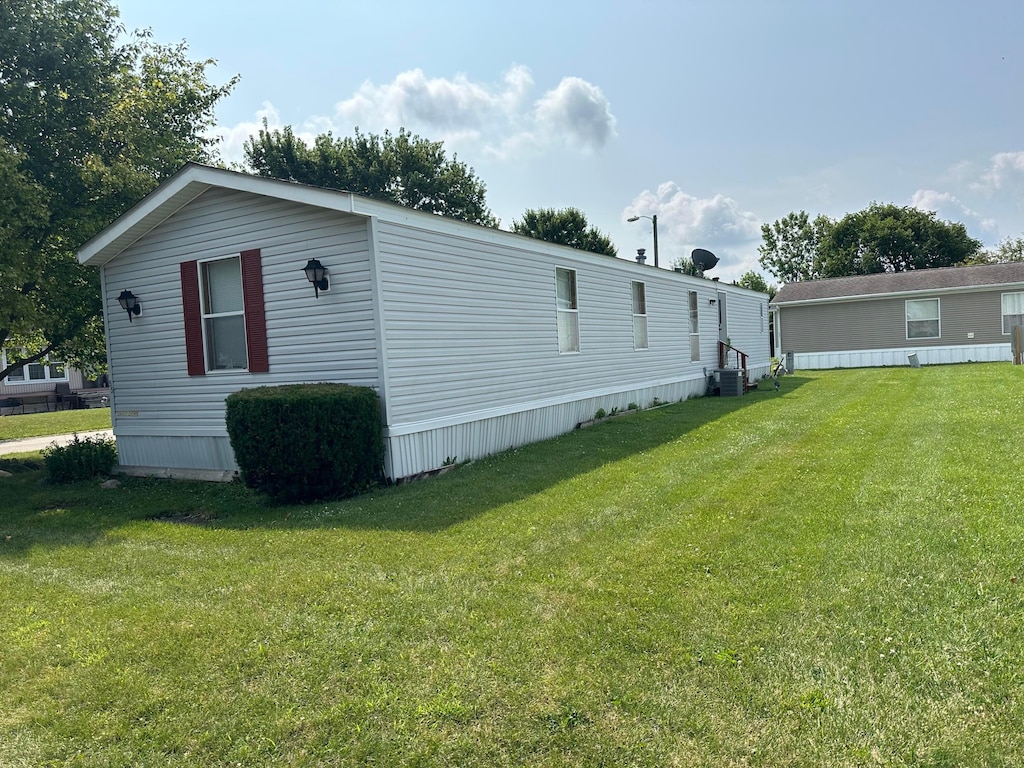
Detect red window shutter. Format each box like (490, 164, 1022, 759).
(180, 260, 206, 376)
(241, 249, 269, 373)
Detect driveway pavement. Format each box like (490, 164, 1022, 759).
(0, 430, 114, 456)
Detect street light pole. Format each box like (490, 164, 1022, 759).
(627, 214, 659, 268)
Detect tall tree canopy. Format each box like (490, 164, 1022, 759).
(243, 123, 498, 227)
(757, 211, 832, 284)
(1, 0, 236, 379)
(736, 270, 776, 299)
(968, 235, 1024, 265)
(821, 203, 981, 277)
(510, 207, 617, 257)
(758, 204, 983, 283)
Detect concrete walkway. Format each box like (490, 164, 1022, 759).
(0, 430, 114, 456)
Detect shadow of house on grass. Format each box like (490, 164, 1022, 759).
(220, 374, 814, 534)
(0, 376, 813, 551)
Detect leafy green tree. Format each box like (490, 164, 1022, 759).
(820, 203, 981, 277)
(671, 256, 703, 276)
(736, 270, 776, 299)
(969, 235, 1024, 264)
(757, 211, 833, 283)
(510, 207, 617, 257)
(1, 0, 236, 380)
(243, 123, 498, 227)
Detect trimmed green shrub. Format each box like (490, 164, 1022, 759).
(43, 434, 118, 483)
(226, 383, 384, 503)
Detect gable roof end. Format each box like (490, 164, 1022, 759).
(77, 163, 360, 267)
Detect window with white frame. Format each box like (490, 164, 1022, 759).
(688, 291, 700, 361)
(1002, 292, 1024, 334)
(632, 280, 648, 350)
(906, 298, 940, 339)
(2, 349, 67, 384)
(201, 256, 248, 370)
(555, 267, 579, 353)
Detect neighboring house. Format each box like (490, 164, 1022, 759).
(770, 262, 1024, 369)
(77, 163, 770, 481)
(0, 349, 91, 413)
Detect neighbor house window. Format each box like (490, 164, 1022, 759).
(2, 349, 67, 384)
(1002, 292, 1024, 334)
(555, 267, 579, 353)
(906, 298, 940, 339)
(688, 291, 700, 361)
(632, 280, 648, 350)
(180, 249, 268, 376)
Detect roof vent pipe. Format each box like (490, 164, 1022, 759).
(636, 247, 646, 264)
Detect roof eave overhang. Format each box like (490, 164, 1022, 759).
(77, 163, 361, 267)
(772, 281, 1024, 308)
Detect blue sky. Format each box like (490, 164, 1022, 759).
(113, 0, 1024, 282)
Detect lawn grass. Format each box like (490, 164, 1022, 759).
(0, 408, 111, 441)
(2, 365, 1023, 766)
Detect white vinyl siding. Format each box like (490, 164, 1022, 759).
(688, 291, 700, 361)
(102, 186, 378, 453)
(1002, 292, 1024, 334)
(556, 267, 580, 354)
(201, 256, 248, 370)
(906, 298, 940, 339)
(632, 281, 648, 350)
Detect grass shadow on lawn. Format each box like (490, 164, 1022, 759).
(0, 375, 813, 550)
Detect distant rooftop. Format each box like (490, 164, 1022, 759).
(771, 262, 1024, 305)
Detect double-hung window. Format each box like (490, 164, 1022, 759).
(1002, 292, 1024, 334)
(201, 256, 248, 370)
(632, 281, 648, 350)
(2, 349, 67, 384)
(181, 249, 268, 375)
(555, 268, 579, 353)
(906, 298, 940, 339)
(688, 291, 700, 361)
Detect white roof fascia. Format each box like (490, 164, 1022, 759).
(77, 164, 360, 267)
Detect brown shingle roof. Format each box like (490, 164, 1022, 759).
(771, 262, 1024, 304)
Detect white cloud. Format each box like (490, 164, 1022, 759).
(910, 189, 998, 240)
(974, 151, 1024, 192)
(625, 182, 761, 279)
(534, 77, 617, 153)
(208, 101, 288, 166)
(210, 66, 617, 165)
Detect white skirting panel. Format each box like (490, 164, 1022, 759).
(795, 343, 1011, 370)
(385, 377, 708, 480)
(114, 374, 742, 482)
(117, 434, 239, 472)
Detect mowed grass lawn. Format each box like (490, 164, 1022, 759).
(0, 408, 111, 442)
(2, 365, 1023, 767)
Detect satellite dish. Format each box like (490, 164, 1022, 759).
(691, 248, 719, 272)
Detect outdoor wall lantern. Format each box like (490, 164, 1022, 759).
(117, 289, 141, 321)
(709, 298, 717, 305)
(302, 259, 329, 298)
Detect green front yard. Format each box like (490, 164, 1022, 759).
(0, 408, 111, 442)
(2, 365, 1022, 766)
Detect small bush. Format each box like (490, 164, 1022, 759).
(226, 383, 384, 503)
(594, 408, 607, 419)
(43, 434, 118, 483)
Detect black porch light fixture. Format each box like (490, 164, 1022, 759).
(302, 259, 329, 298)
(117, 289, 141, 321)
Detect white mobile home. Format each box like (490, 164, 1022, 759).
(78, 164, 770, 481)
